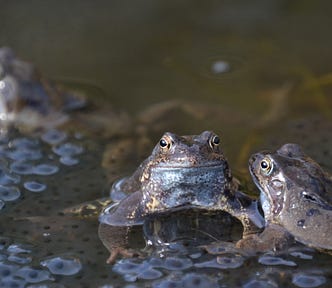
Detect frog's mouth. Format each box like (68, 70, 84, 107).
(153, 161, 226, 169)
(249, 156, 283, 219)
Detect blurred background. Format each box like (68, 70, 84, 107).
(1, 0, 332, 173)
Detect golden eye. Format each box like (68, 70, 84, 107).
(260, 157, 273, 175)
(159, 137, 172, 149)
(209, 134, 220, 148)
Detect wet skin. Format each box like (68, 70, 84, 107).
(100, 131, 264, 232)
(249, 143, 332, 251)
(0, 47, 85, 130)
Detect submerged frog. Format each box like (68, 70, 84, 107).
(247, 143, 332, 252)
(0, 47, 86, 131)
(99, 131, 264, 240)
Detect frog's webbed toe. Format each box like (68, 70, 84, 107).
(99, 191, 146, 226)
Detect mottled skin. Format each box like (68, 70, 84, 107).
(0, 47, 85, 130)
(248, 143, 332, 252)
(99, 131, 264, 262)
(99, 131, 263, 241)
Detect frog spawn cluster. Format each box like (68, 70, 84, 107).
(110, 247, 326, 288)
(0, 236, 82, 287)
(0, 129, 85, 286)
(0, 129, 84, 210)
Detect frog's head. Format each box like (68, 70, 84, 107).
(249, 143, 331, 222)
(139, 131, 233, 213)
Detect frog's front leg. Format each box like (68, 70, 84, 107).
(98, 223, 143, 264)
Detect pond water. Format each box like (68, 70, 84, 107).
(1, 1, 332, 287)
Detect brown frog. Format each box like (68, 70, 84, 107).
(99, 131, 264, 262)
(246, 143, 332, 252)
(0, 47, 85, 131)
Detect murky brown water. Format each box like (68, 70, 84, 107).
(1, 1, 332, 287)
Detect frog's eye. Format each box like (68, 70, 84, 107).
(260, 157, 273, 175)
(159, 137, 171, 149)
(209, 134, 220, 148)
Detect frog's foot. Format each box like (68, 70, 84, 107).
(106, 247, 143, 264)
(98, 223, 146, 264)
(236, 224, 294, 254)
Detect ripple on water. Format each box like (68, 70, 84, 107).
(41, 129, 67, 145)
(258, 254, 297, 267)
(292, 273, 326, 288)
(24, 181, 47, 193)
(0, 185, 20, 201)
(40, 256, 82, 276)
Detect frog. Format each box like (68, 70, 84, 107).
(98, 131, 264, 262)
(244, 143, 332, 253)
(0, 46, 86, 131)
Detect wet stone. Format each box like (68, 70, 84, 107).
(15, 266, 53, 283)
(40, 256, 82, 276)
(24, 181, 47, 193)
(258, 254, 297, 267)
(41, 129, 67, 145)
(0, 186, 20, 201)
(32, 164, 59, 176)
(292, 273, 326, 288)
